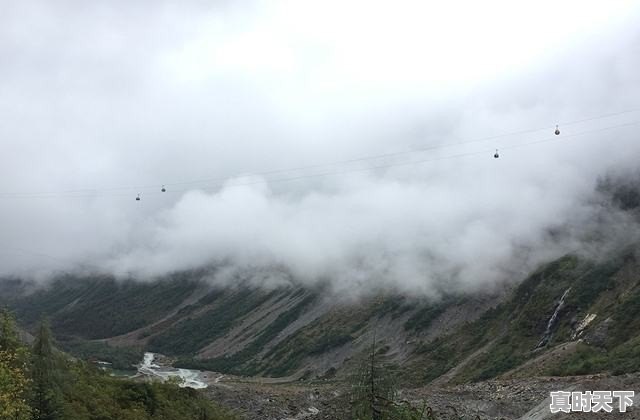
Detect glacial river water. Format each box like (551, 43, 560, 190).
(137, 352, 208, 389)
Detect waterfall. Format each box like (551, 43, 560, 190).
(535, 288, 571, 349)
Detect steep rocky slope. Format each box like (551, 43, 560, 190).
(0, 272, 501, 378)
(1, 244, 639, 386)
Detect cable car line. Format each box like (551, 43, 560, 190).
(1, 107, 636, 198)
(0, 113, 638, 200)
(140, 107, 640, 190)
(182, 119, 640, 195)
(60, 120, 640, 198)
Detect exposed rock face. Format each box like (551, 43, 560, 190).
(571, 313, 597, 340)
(585, 317, 614, 347)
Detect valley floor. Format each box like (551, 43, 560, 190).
(201, 372, 640, 420)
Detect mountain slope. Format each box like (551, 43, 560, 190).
(403, 249, 640, 384)
(2, 246, 639, 384)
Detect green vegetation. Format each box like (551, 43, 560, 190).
(0, 310, 31, 420)
(3, 275, 200, 339)
(607, 335, 640, 375)
(58, 339, 143, 371)
(149, 289, 277, 355)
(260, 305, 373, 377)
(350, 337, 428, 420)
(404, 297, 460, 332)
(373, 296, 412, 319)
(451, 256, 606, 381)
(178, 293, 317, 375)
(546, 283, 640, 377)
(404, 253, 640, 384)
(0, 310, 237, 420)
(31, 319, 64, 419)
(564, 257, 623, 313)
(415, 337, 468, 383)
(606, 286, 640, 347)
(543, 339, 640, 377)
(58, 367, 236, 420)
(3, 247, 640, 389)
(547, 342, 608, 376)
(184, 297, 369, 378)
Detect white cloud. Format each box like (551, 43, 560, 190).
(1, 1, 640, 293)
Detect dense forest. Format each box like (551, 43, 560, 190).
(0, 310, 237, 420)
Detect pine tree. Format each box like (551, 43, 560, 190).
(350, 332, 429, 420)
(0, 310, 22, 351)
(350, 333, 399, 420)
(30, 319, 62, 420)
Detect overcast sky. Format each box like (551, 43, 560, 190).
(2, 1, 640, 294)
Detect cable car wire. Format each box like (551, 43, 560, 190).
(2, 107, 637, 198)
(50, 120, 640, 198)
(1, 111, 639, 200)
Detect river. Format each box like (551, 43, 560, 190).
(137, 352, 208, 389)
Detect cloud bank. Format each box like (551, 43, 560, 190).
(1, 1, 640, 294)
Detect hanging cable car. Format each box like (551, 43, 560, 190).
(161, 185, 166, 192)
(494, 149, 499, 159)
(136, 194, 141, 201)
(555, 125, 560, 135)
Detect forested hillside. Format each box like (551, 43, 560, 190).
(0, 311, 237, 420)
